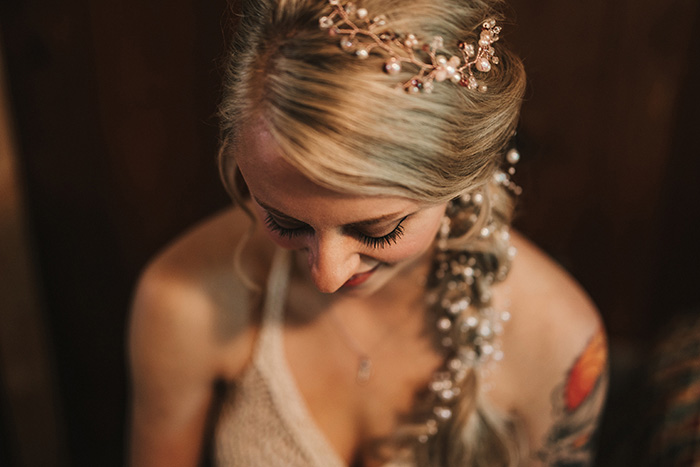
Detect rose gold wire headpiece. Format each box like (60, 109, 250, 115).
(319, 0, 501, 93)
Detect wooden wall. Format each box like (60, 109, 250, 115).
(507, 0, 700, 342)
(0, 0, 229, 465)
(0, 0, 698, 465)
(0, 32, 66, 467)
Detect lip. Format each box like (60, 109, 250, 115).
(343, 264, 381, 288)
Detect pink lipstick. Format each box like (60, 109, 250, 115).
(343, 264, 380, 287)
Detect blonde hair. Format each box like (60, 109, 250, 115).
(218, 0, 527, 464)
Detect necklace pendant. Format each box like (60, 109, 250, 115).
(356, 356, 372, 385)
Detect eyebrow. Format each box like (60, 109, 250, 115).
(255, 198, 407, 228)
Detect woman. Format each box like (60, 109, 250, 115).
(128, 0, 608, 465)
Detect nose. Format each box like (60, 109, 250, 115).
(306, 232, 360, 293)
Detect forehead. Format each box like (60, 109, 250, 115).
(236, 122, 343, 200)
(235, 123, 423, 223)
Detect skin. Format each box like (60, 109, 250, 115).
(127, 123, 607, 467)
(236, 122, 448, 296)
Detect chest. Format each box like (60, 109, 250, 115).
(284, 311, 443, 466)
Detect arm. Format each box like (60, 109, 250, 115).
(127, 208, 260, 466)
(503, 233, 609, 466)
(127, 264, 220, 467)
(533, 327, 608, 466)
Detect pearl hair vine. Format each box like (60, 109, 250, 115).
(319, 0, 501, 93)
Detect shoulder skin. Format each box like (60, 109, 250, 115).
(493, 232, 608, 466)
(127, 206, 271, 466)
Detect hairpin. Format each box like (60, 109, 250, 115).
(319, 0, 501, 93)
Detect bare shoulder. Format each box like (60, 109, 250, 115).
(129, 205, 271, 380)
(494, 232, 608, 466)
(505, 232, 603, 362)
(127, 206, 272, 465)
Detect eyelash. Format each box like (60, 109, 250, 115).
(264, 214, 407, 249)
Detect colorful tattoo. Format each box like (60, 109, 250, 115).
(537, 328, 608, 466)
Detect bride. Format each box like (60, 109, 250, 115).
(128, 0, 607, 465)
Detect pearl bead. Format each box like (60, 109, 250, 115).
(476, 57, 491, 73)
(440, 389, 455, 401)
(444, 64, 456, 77)
(434, 69, 447, 82)
(480, 30, 493, 42)
(405, 34, 418, 48)
(384, 58, 401, 75)
(450, 73, 462, 83)
(319, 16, 333, 29)
(372, 15, 386, 26)
(434, 406, 452, 420)
(436, 55, 447, 66)
(449, 56, 461, 67)
(340, 37, 355, 50)
(437, 317, 452, 331)
(356, 8, 368, 19)
(478, 38, 491, 48)
(477, 324, 491, 337)
(430, 380, 446, 392)
(355, 49, 369, 59)
(506, 148, 521, 164)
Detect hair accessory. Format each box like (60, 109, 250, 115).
(319, 0, 501, 93)
(398, 191, 514, 447)
(494, 147, 523, 195)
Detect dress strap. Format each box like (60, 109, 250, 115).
(254, 247, 347, 467)
(262, 246, 292, 324)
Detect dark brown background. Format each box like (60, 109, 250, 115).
(0, 0, 698, 465)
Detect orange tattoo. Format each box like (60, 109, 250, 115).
(565, 330, 607, 411)
(537, 327, 609, 466)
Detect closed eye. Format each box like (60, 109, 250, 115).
(263, 213, 407, 249)
(264, 213, 311, 238)
(353, 216, 407, 249)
